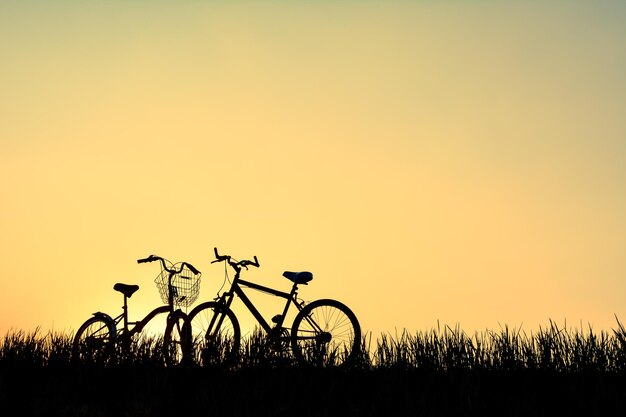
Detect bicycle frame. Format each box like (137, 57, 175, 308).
(110, 255, 198, 341)
(112, 305, 175, 339)
(73, 254, 203, 367)
(200, 248, 330, 343)
(209, 271, 302, 334)
(184, 248, 361, 367)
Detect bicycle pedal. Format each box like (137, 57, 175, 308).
(271, 314, 283, 324)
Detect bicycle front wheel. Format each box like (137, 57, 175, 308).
(73, 315, 116, 364)
(291, 299, 361, 367)
(163, 310, 189, 366)
(185, 301, 240, 367)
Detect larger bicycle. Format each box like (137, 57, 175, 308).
(184, 248, 361, 367)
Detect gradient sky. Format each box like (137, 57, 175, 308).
(1, 1, 626, 338)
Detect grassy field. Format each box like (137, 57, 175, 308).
(2, 321, 626, 416)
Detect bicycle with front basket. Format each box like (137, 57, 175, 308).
(184, 248, 361, 367)
(72, 255, 201, 366)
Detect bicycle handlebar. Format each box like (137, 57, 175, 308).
(137, 255, 201, 276)
(137, 255, 158, 264)
(183, 262, 201, 275)
(213, 247, 230, 263)
(212, 247, 260, 269)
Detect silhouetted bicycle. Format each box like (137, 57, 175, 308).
(72, 255, 201, 366)
(184, 248, 360, 367)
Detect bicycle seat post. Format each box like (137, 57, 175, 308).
(122, 294, 129, 333)
(290, 282, 299, 298)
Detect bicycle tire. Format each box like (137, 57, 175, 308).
(185, 301, 241, 367)
(72, 315, 117, 364)
(163, 310, 189, 366)
(291, 299, 361, 367)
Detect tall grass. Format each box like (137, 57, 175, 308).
(0, 328, 171, 368)
(3, 319, 626, 371)
(0, 328, 73, 367)
(374, 319, 626, 372)
(4, 322, 626, 416)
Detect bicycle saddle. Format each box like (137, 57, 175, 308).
(282, 271, 313, 285)
(113, 283, 140, 298)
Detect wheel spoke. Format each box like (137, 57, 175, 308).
(291, 300, 360, 367)
(73, 317, 115, 364)
(187, 302, 240, 366)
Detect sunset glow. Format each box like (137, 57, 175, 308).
(1, 1, 626, 337)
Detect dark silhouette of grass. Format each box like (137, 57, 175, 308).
(373, 319, 626, 372)
(2, 321, 626, 415)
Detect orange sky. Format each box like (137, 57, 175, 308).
(1, 1, 626, 338)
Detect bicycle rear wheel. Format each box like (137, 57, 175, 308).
(73, 315, 116, 364)
(185, 301, 240, 367)
(163, 310, 189, 366)
(291, 299, 360, 367)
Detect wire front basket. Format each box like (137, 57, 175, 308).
(154, 263, 201, 308)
